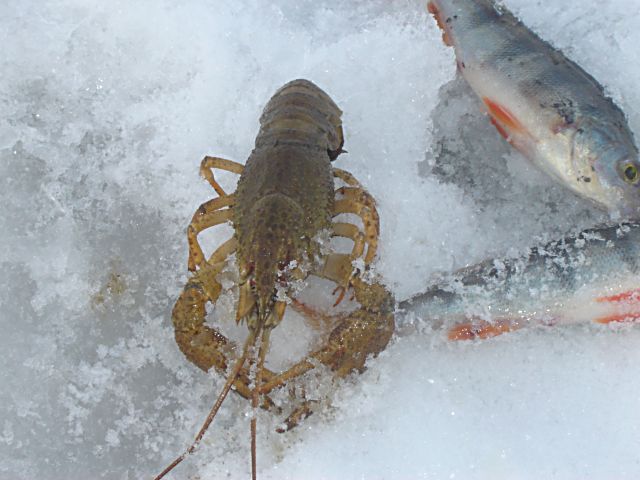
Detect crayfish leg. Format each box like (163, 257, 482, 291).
(199, 155, 244, 197)
(331, 222, 366, 274)
(332, 167, 363, 188)
(320, 253, 354, 289)
(333, 187, 379, 264)
(276, 399, 318, 433)
(291, 297, 347, 332)
(187, 194, 235, 271)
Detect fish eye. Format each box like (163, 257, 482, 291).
(622, 163, 640, 184)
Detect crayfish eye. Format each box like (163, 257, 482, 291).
(622, 162, 640, 184)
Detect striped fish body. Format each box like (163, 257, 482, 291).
(401, 223, 640, 339)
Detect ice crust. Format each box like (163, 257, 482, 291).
(2, 0, 640, 478)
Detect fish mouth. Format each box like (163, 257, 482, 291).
(595, 184, 640, 220)
(578, 159, 640, 219)
(612, 199, 640, 221)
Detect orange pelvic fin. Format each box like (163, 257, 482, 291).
(427, 1, 453, 46)
(595, 313, 640, 324)
(482, 98, 530, 142)
(448, 318, 523, 341)
(489, 116, 510, 141)
(596, 288, 640, 304)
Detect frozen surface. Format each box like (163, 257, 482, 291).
(2, 0, 640, 479)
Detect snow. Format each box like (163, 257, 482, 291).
(2, 0, 640, 479)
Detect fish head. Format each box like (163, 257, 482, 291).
(574, 125, 640, 219)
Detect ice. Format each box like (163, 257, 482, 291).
(2, 0, 640, 479)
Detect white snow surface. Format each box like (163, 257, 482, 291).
(3, 0, 640, 479)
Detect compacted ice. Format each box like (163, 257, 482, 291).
(2, 0, 640, 478)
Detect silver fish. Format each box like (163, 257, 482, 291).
(428, 0, 640, 218)
(401, 223, 640, 340)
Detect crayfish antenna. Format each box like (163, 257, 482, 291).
(153, 329, 259, 480)
(251, 327, 272, 480)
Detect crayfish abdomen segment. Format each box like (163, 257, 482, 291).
(257, 79, 344, 156)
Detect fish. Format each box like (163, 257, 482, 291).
(427, 0, 640, 218)
(400, 222, 640, 340)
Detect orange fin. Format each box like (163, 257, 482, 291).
(595, 313, 640, 324)
(427, 1, 453, 46)
(483, 98, 529, 140)
(448, 319, 523, 341)
(596, 288, 640, 304)
(489, 116, 510, 140)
